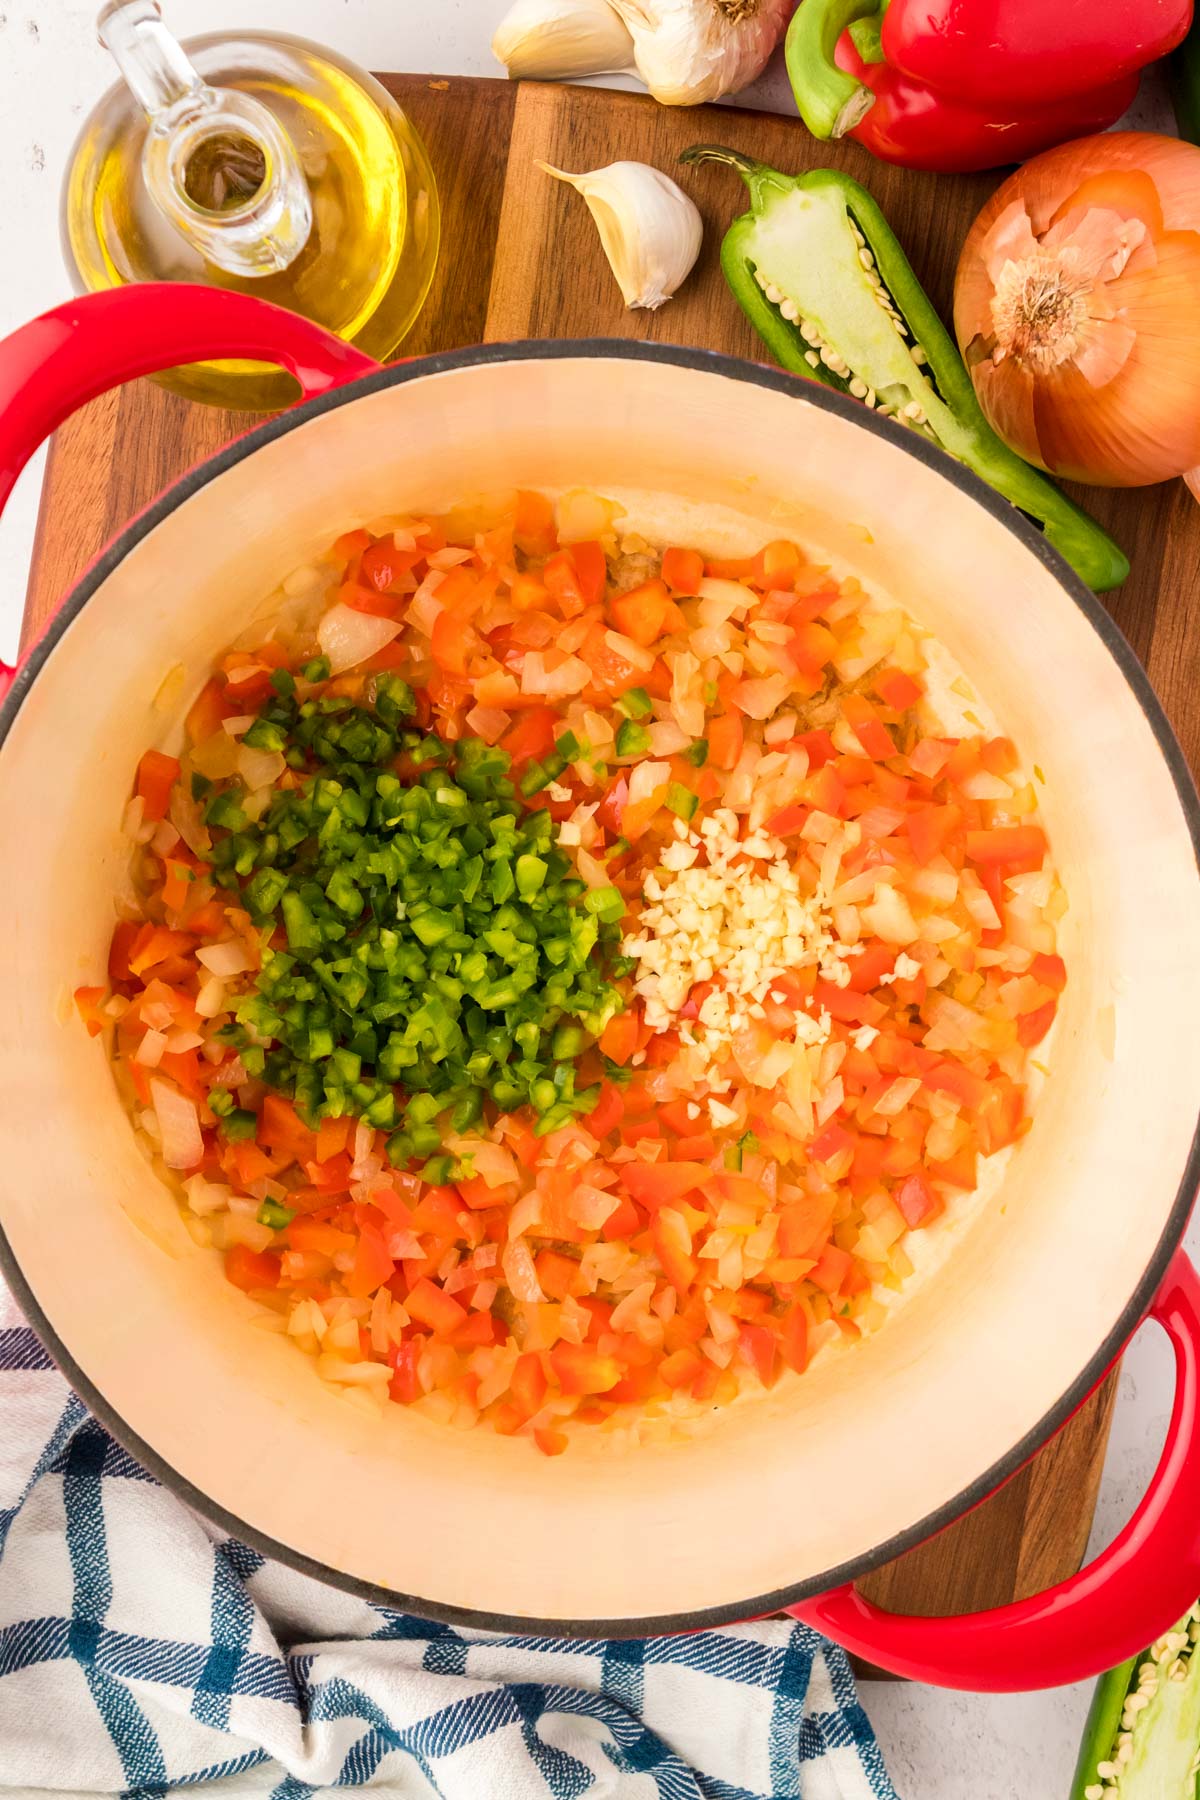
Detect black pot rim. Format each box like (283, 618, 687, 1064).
(2, 336, 1198, 1639)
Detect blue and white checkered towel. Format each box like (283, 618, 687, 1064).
(0, 1278, 897, 1800)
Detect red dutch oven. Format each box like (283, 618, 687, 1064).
(2, 286, 1200, 1692)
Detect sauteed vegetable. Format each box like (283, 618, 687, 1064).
(80, 491, 1066, 1451)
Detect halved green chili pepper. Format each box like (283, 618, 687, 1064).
(1069, 1604, 1200, 1797)
(680, 145, 1128, 593)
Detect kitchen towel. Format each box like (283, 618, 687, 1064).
(0, 1279, 897, 1800)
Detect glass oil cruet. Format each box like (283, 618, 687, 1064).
(62, 1, 441, 409)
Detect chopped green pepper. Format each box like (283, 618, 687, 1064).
(680, 145, 1129, 593)
(199, 694, 628, 1150)
(615, 688, 653, 720)
(257, 1199, 296, 1230)
(615, 719, 652, 757)
(665, 783, 699, 821)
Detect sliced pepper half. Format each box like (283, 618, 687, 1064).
(680, 145, 1128, 593)
(1070, 1603, 1200, 1797)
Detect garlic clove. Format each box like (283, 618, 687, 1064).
(540, 160, 703, 310)
(608, 0, 793, 106)
(492, 0, 636, 81)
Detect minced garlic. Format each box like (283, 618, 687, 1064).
(622, 807, 856, 1077)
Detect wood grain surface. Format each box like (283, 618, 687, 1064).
(27, 72, 1168, 1641)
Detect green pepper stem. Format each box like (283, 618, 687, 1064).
(786, 0, 880, 140)
(680, 144, 761, 177)
(680, 144, 794, 213)
(940, 413, 1129, 591)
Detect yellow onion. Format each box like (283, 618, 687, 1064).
(954, 132, 1200, 489)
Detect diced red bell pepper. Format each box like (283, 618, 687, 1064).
(1030, 953, 1067, 994)
(778, 1195, 836, 1259)
(602, 1193, 642, 1242)
(807, 1244, 852, 1294)
(894, 1173, 940, 1228)
(661, 546, 705, 594)
(549, 1342, 622, 1396)
(873, 666, 923, 711)
(779, 1305, 809, 1375)
(599, 1009, 639, 1066)
(135, 750, 181, 822)
(965, 826, 1047, 870)
(405, 1277, 468, 1336)
(653, 1208, 698, 1293)
(224, 1245, 280, 1292)
(622, 1163, 707, 1209)
(1017, 1000, 1058, 1048)
(739, 1322, 779, 1388)
(841, 693, 894, 761)
(585, 1082, 625, 1141)
(73, 986, 107, 1037)
(344, 1223, 396, 1299)
(388, 1340, 422, 1405)
(609, 579, 681, 647)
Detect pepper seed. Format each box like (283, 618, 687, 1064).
(780, 299, 799, 323)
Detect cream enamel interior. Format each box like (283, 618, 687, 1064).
(1, 352, 1198, 1625)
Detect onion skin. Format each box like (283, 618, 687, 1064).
(954, 132, 1200, 487)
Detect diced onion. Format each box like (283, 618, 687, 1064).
(465, 705, 511, 743)
(604, 629, 655, 672)
(237, 744, 286, 790)
(196, 940, 253, 978)
(318, 603, 402, 674)
(149, 1079, 203, 1170)
(195, 976, 227, 1019)
(647, 720, 690, 757)
(733, 675, 792, 720)
(627, 760, 670, 806)
(520, 652, 591, 698)
(191, 731, 241, 781)
(696, 577, 753, 621)
(507, 1192, 543, 1239)
(874, 1077, 921, 1118)
(568, 1185, 620, 1230)
(134, 1029, 167, 1068)
(502, 1239, 545, 1303)
(860, 885, 919, 945)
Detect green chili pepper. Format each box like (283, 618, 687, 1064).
(199, 693, 627, 1147)
(683, 739, 709, 767)
(615, 719, 652, 757)
(257, 1199, 296, 1230)
(1069, 1604, 1200, 1797)
(615, 688, 653, 720)
(221, 1108, 259, 1141)
(665, 783, 699, 821)
(680, 145, 1129, 594)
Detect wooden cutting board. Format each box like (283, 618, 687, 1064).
(31, 70, 1181, 1639)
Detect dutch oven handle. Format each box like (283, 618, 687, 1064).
(0, 284, 379, 704)
(788, 1248, 1200, 1690)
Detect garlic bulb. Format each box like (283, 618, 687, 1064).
(608, 0, 792, 105)
(540, 160, 703, 310)
(492, 0, 635, 81)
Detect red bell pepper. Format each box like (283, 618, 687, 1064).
(786, 0, 1189, 173)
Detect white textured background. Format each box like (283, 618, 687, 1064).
(0, 5, 1190, 1795)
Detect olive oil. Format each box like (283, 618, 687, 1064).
(63, 16, 440, 410)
